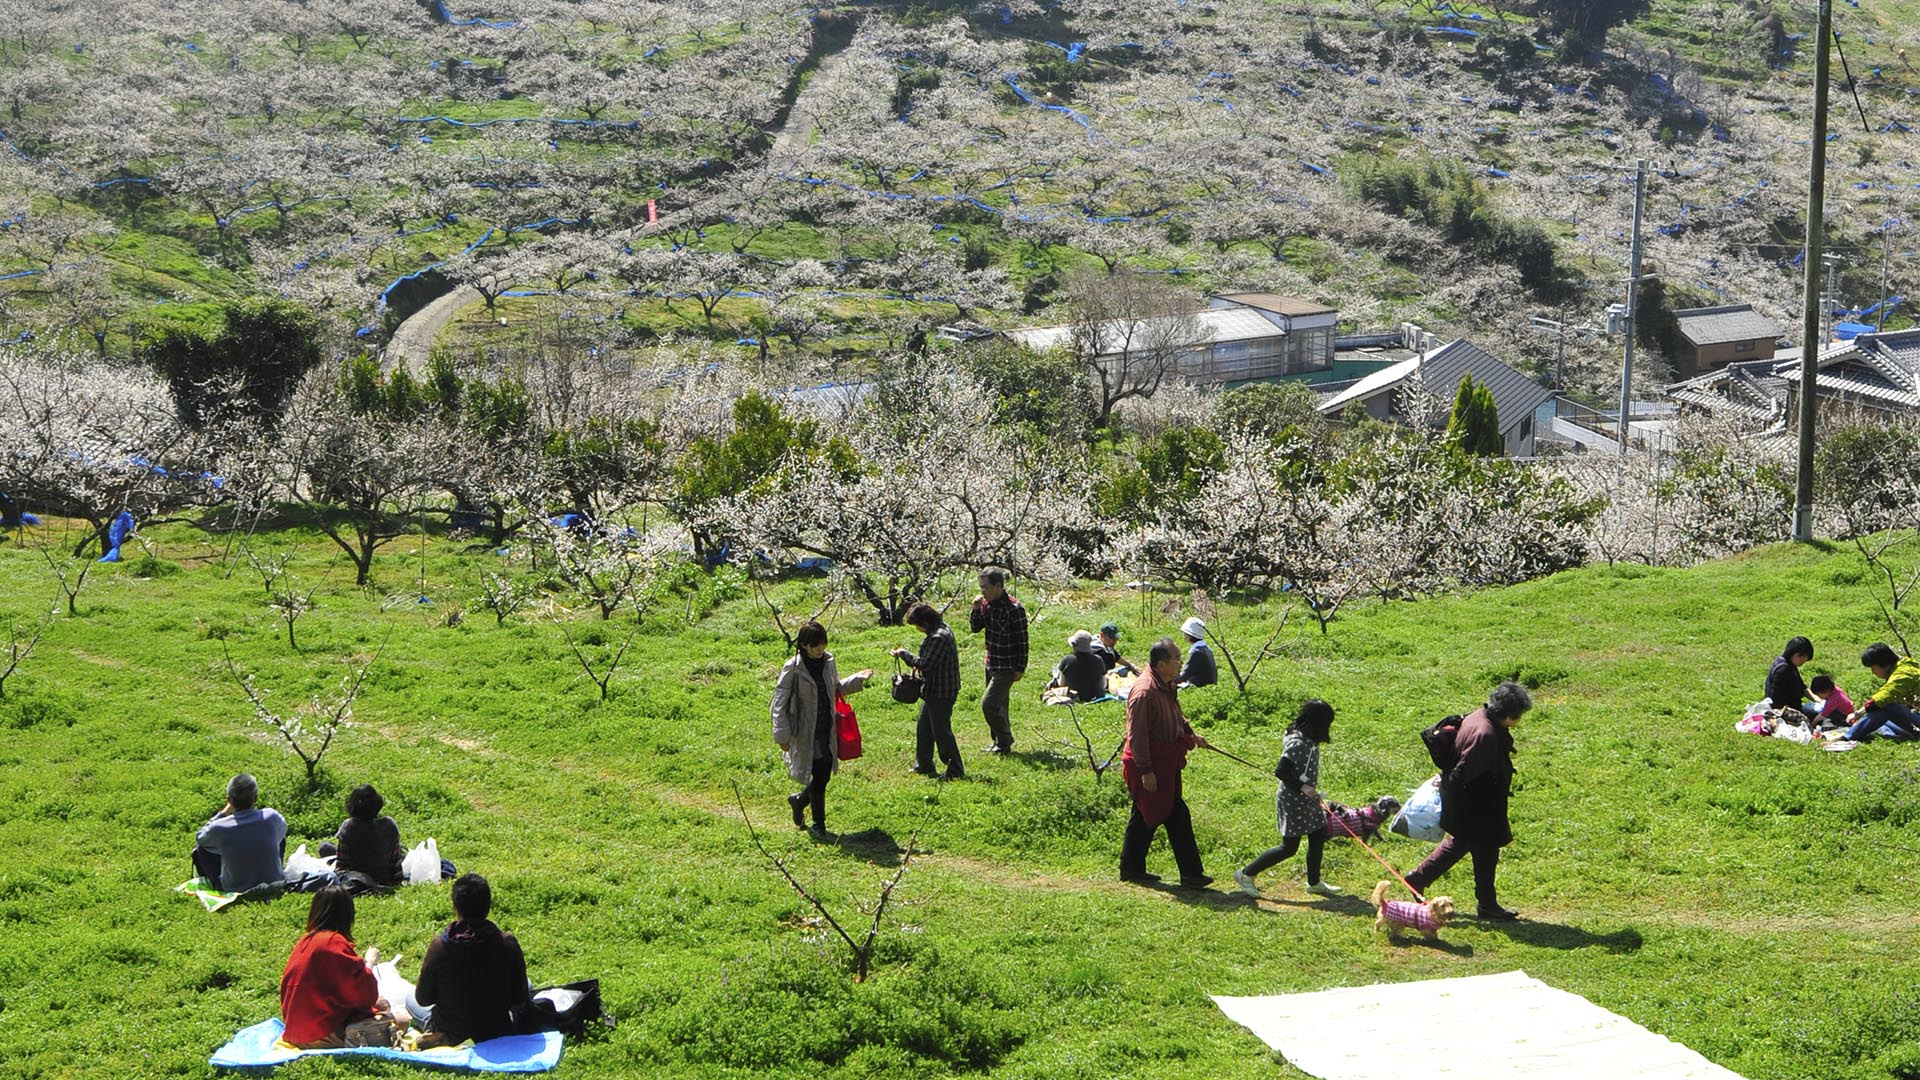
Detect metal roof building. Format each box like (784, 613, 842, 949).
(1318, 338, 1553, 457)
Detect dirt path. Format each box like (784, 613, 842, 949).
(769, 43, 857, 162)
(384, 285, 475, 375)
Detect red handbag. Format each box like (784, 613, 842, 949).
(835, 696, 863, 761)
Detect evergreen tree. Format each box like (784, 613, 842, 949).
(1447, 375, 1504, 456)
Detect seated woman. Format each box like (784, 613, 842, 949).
(280, 885, 391, 1049)
(1047, 631, 1110, 702)
(1764, 636, 1817, 717)
(327, 784, 404, 887)
(408, 873, 530, 1048)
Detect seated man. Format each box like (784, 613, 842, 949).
(1092, 623, 1138, 677)
(192, 774, 288, 893)
(408, 873, 530, 1047)
(1177, 617, 1217, 689)
(1047, 630, 1110, 703)
(1842, 643, 1920, 743)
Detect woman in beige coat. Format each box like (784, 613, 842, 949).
(772, 621, 872, 835)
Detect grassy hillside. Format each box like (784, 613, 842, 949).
(2, 522, 1919, 1078)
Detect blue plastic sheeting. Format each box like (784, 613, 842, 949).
(91, 177, 152, 188)
(1003, 76, 1094, 135)
(97, 510, 134, 563)
(1426, 26, 1479, 39)
(375, 216, 580, 310)
(1043, 40, 1086, 63)
(431, 0, 518, 29)
(1299, 160, 1332, 176)
(211, 1019, 560, 1072)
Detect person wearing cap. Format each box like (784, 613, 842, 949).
(1093, 623, 1137, 676)
(1047, 630, 1110, 703)
(192, 773, 289, 892)
(969, 566, 1029, 754)
(1178, 617, 1217, 689)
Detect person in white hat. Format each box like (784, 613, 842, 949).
(1178, 617, 1217, 689)
(1047, 629, 1109, 703)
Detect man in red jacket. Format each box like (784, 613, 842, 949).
(1118, 637, 1214, 889)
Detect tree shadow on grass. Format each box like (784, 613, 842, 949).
(1009, 747, 1078, 771)
(1476, 918, 1643, 954)
(818, 827, 905, 868)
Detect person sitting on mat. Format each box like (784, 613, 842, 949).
(1764, 636, 1817, 717)
(318, 784, 404, 888)
(192, 773, 287, 893)
(281, 885, 397, 1049)
(1841, 643, 1920, 743)
(1047, 630, 1110, 703)
(1093, 623, 1137, 677)
(407, 873, 530, 1048)
(1808, 674, 1853, 731)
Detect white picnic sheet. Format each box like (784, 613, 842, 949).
(1213, 970, 1746, 1080)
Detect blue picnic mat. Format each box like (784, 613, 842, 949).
(210, 1020, 561, 1072)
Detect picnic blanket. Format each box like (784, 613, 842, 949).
(1214, 970, 1746, 1079)
(175, 876, 280, 912)
(210, 1019, 562, 1073)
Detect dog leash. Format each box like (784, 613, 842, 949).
(1327, 806, 1426, 904)
(1203, 742, 1427, 902)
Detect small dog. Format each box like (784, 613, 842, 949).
(1325, 796, 1402, 843)
(1371, 880, 1454, 941)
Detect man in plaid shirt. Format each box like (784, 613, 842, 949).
(894, 603, 963, 780)
(969, 566, 1029, 753)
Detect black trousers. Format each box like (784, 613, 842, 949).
(797, 755, 831, 826)
(1242, 828, 1326, 883)
(916, 697, 962, 773)
(1119, 798, 1205, 879)
(1404, 835, 1502, 907)
(191, 846, 221, 883)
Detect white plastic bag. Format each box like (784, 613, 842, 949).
(368, 951, 414, 1015)
(1772, 721, 1815, 745)
(402, 838, 440, 885)
(284, 843, 334, 878)
(1389, 776, 1445, 842)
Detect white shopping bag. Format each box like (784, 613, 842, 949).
(1389, 776, 1445, 842)
(402, 838, 440, 885)
(284, 843, 334, 877)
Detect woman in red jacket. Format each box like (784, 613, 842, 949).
(280, 884, 391, 1048)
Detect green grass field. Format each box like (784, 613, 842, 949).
(3, 521, 1919, 1078)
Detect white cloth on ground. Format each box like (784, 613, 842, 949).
(1212, 970, 1746, 1079)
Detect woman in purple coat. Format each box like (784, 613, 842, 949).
(1403, 681, 1531, 921)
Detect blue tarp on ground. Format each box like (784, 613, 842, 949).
(211, 1019, 561, 1072)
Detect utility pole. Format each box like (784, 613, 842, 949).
(1618, 159, 1647, 454)
(1794, 0, 1832, 544)
(1821, 255, 1842, 346)
(1879, 228, 1892, 333)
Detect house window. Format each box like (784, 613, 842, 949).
(1734, 339, 1755, 353)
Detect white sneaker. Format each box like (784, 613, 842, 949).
(1306, 880, 1344, 896)
(1233, 870, 1261, 898)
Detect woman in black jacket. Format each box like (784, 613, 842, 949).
(1764, 637, 1815, 716)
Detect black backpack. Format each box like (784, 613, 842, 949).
(513, 979, 612, 1036)
(1421, 714, 1465, 771)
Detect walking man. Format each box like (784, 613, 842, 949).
(969, 566, 1028, 754)
(1118, 637, 1213, 888)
